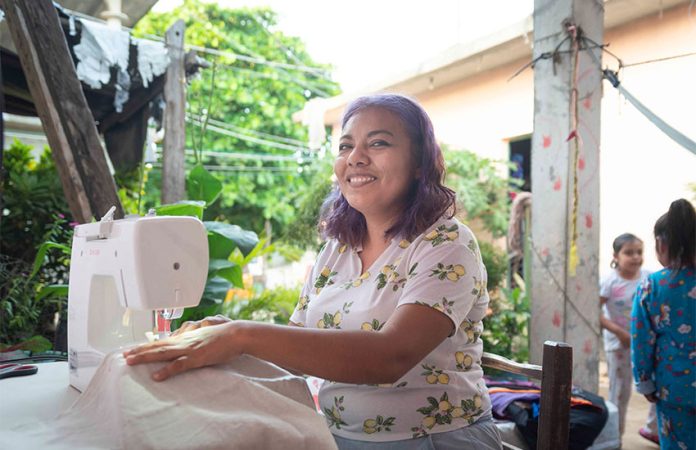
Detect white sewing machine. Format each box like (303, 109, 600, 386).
(67, 207, 209, 392)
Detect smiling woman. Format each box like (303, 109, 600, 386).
(124, 94, 501, 450)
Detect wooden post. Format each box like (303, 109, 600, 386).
(161, 20, 186, 204)
(0, 0, 123, 223)
(530, 0, 603, 392)
(537, 341, 572, 450)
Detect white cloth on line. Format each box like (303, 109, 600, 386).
(0, 352, 337, 449)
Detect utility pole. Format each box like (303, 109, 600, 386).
(1, 0, 123, 223)
(161, 20, 186, 204)
(530, 0, 603, 392)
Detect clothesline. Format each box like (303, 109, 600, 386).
(59, 6, 333, 79)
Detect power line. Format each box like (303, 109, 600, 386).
(187, 113, 307, 146)
(623, 50, 696, 68)
(150, 162, 304, 173)
(186, 117, 310, 153)
(154, 147, 310, 163)
(196, 62, 331, 98)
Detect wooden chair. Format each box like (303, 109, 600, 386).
(482, 341, 573, 450)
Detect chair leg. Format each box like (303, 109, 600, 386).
(537, 341, 572, 450)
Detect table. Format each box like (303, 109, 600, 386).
(0, 362, 79, 429)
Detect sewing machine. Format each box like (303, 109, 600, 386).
(67, 207, 209, 392)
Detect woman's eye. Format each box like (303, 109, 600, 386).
(370, 140, 389, 147)
(338, 143, 352, 152)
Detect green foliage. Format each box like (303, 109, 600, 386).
(222, 285, 301, 325)
(1, 140, 72, 262)
(0, 141, 73, 348)
(443, 146, 517, 238)
(0, 335, 53, 353)
(133, 1, 340, 242)
(479, 241, 507, 291)
(281, 158, 334, 249)
(482, 279, 530, 363)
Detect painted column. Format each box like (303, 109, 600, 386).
(530, 0, 603, 392)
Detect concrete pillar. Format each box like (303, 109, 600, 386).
(530, 0, 603, 392)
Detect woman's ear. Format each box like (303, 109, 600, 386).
(415, 167, 422, 179)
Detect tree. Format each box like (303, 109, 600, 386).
(134, 1, 340, 239)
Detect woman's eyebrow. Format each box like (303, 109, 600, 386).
(340, 130, 394, 140)
(367, 130, 394, 138)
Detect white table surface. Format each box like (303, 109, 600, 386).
(0, 362, 79, 429)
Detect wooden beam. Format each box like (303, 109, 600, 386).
(537, 341, 572, 450)
(161, 19, 186, 204)
(0, 0, 123, 223)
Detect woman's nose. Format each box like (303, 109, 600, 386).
(346, 144, 368, 166)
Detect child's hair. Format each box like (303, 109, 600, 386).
(654, 199, 696, 269)
(610, 233, 642, 269)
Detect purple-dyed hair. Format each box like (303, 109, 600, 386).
(320, 93, 456, 246)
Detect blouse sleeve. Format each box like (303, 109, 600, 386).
(396, 230, 487, 335)
(289, 243, 330, 327)
(630, 277, 657, 394)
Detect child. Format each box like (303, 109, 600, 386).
(631, 199, 696, 450)
(599, 233, 655, 438)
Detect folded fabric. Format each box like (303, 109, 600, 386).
(0, 353, 337, 449)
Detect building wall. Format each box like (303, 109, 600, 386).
(329, 4, 696, 276)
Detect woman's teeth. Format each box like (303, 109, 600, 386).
(349, 176, 376, 184)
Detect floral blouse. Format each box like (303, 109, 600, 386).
(631, 267, 696, 407)
(290, 217, 492, 442)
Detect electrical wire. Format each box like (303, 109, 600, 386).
(154, 148, 310, 163)
(623, 50, 696, 68)
(191, 115, 307, 146)
(150, 162, 304, 173)
(186, 118, 310, 153)
(197, 62, 331, 98)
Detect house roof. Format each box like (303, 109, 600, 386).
(314, 0, 690, 125)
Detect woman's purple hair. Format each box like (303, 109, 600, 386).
(320, 93, 456, 246)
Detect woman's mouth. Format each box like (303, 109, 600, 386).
(348, 175, 377, 187)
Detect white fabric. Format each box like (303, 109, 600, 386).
(291, 217, 492, 442)
(605, 348, 632, 434)
(599, 269, 649, 351)
(0, 353, 337, 449)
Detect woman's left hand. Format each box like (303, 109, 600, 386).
(122, 322, 241, 381)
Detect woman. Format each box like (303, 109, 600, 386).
(125, 94, 502, 449)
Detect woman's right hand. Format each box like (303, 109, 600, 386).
(171, 314, 231, 336)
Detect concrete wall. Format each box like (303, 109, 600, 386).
(328, 3, 696, 276)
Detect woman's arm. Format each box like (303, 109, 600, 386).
(599, 296, 631, 347)
(124, 303, 453, 384)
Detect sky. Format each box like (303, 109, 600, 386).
(152, 0, 533, 93)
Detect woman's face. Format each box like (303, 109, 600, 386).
(335, 107, 419, 224)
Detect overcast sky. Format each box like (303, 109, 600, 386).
(153, 0, 533, 93)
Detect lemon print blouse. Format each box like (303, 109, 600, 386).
(290, 217, 493, 442)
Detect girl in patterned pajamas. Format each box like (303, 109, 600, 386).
(631, 199, 696, 450)
(125, 94, 502, 449)
(599, 233, 657, 442)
